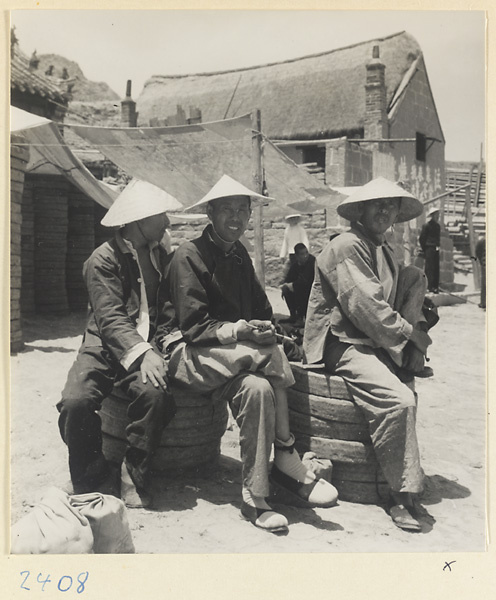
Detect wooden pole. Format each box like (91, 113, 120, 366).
(465, 185, 480, 289)
(251, 109, 265, 287)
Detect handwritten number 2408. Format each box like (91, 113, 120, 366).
(20, 571, 89, 593)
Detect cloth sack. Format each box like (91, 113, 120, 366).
(11, 487, 94, 554)
(70, 492, 135, 554)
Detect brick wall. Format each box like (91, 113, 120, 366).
(21, 178, 35, 314)
(440, 231, 454, 289)
(67, 189, 95, 311)
(325, 138, 372, 188)
(11, 134, 30, 352)
(32, 176, 70, 314)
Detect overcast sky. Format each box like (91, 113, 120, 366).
(11, 9, 486, 162)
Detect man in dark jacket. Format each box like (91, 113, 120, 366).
(419, 207, 441, 293)
(57, 180, 179, 508)
(280, 243, 316, 325)
(165, 175, 337, 534)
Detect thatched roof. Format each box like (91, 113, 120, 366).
(137, 31, 423, 139)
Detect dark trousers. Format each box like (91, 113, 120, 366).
(281, 287, 310, 319)
(424, 247, 440, 291)
(57, 346, 176, 490)
(479, 264, 486, 308)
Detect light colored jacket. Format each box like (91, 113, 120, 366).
(303, 223, 413, 365)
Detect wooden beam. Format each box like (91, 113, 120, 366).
(465, 185, 480, 289)
(251, 109, 265, 287)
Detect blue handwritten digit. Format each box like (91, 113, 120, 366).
(76, 572, 89, 594)
(37, 572, 52, 592)
(57, 576, 73, 592)
(20, 571, 30, 591)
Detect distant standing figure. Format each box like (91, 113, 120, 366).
(280, 243, 316, 325)
(419, 207, 441, 293)
(475, 235, 486, 309)
(279, 214, 309, 263)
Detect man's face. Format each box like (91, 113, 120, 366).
(137, 213, 170, 243)
(295, 247, 309, 265)
(358, 198, 401, 236)
(207, 196, 251, 243)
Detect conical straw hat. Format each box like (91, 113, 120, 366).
(186, 174, 273, 212)
(427, 206, 440, 218)
(101, 179, 183, 227)
(336, 177, 423, 223)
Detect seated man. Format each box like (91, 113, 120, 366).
(165, 174, 338, 534)
(280, 242, 316, 326)
(303, 177, 432, 532)
(57, 180, 178, 508)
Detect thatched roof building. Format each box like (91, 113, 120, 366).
(137, 31, 439, 140)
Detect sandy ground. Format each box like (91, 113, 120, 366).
(10, 286, 486, 553)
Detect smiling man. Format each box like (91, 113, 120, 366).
(303, 177, 433, 532)
(165, 175, 338, 534)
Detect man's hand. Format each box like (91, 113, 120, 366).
(140, 349, 168, 390)
(409, 328, 432, 355)
(237, 320, 276, 346)
(402, 341, 425, 373)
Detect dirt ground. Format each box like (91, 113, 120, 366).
(10, 284, 486, 554)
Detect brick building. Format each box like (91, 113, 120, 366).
(10, 41, 117, 352)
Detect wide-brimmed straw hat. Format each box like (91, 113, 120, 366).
(101, 179, 183, 227)
(336, 177, 423, 223)
(284, 213, 302, 221)
(186, 174, 273, 212)
(427, 206, 440, 218)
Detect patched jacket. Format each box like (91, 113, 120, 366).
(303, 223, 413, 365)
(81, 232, 171, 362)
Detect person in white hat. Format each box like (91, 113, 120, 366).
(57, 179, 181, 508)
(419, 207, 441, 293)
(279, 213, 309, 262)
(164, 174, 338, 534)
(303, 177, 433, 532)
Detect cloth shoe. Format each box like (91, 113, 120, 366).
(240, 502, 288, 534)
(120, 462, 152, 509)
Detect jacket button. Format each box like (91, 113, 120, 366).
(137, 277, 142, 283)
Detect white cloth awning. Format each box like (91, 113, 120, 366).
(10, 106, 118, 209)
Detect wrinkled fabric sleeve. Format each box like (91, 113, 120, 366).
(83, 251, 146, 361)
(168, 245, 230, 346)
(320, 243, 413, 352)
(250, 265, 273, 321)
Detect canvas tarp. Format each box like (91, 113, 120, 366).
(66, 114, 342, 218)
(10, 106, 118, 209)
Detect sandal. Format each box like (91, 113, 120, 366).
(388, 503, 422, 532)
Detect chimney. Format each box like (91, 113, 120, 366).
(364, 45, 387, 140)
(121, 80, 138, 127)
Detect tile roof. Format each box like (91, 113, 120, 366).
(11, 47, 69, 104)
